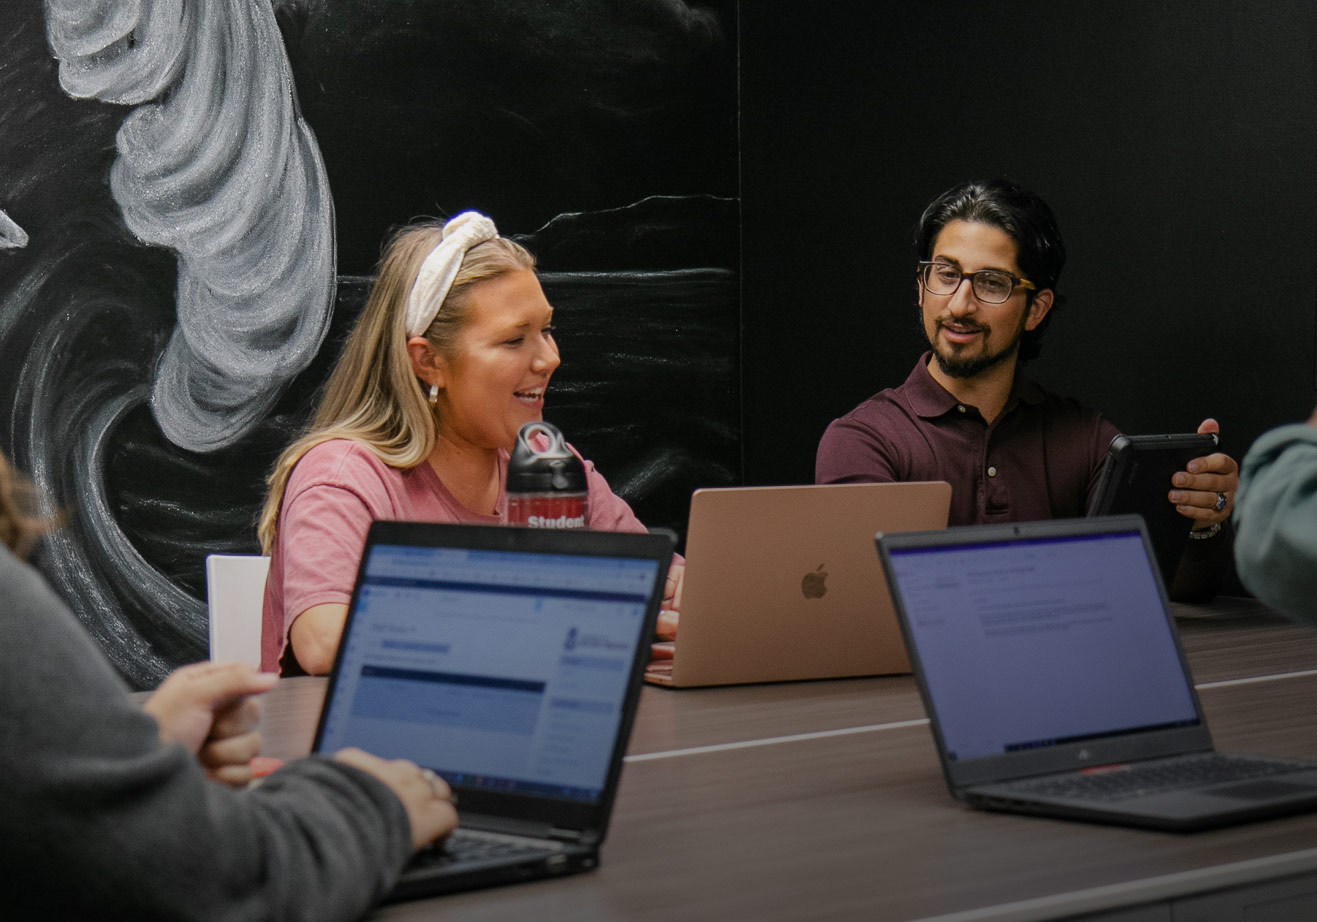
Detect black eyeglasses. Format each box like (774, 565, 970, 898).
(918, 261, 1036, 304)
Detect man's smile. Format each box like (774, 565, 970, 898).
(937, 319, 987, 344)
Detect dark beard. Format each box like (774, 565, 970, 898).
(931, 338, 1020, 378)
(921, 302, 1026, 378)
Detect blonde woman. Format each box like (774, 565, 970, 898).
(259, 213, 681, 676)
(0, 448, 458, 917)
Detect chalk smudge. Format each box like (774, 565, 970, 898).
(0, 209, 28, 249)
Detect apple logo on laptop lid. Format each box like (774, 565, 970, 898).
(801, 564, 828, 599)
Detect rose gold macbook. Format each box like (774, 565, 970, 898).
(646, 482, 951, 687)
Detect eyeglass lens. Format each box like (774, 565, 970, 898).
(923, 264, 1016, 303)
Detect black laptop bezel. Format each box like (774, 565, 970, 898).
(312, 520, 672, 838)
(876, 516, 1215, 791)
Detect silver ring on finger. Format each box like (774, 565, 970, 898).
(1214, 491, 1228, 512)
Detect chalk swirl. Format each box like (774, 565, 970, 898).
(46, 0, 335, 451)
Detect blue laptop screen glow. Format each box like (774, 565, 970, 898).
(887, 530, 1200, 762)
(317, 544, 659, 802)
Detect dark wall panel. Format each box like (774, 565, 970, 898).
(742, 2, 1316, 485)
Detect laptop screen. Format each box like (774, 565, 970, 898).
(886, 529, 1200, 762)
(316, 541, 660, 803)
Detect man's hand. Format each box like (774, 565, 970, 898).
(143, 661, 277, 787)
(1169, 418, 1240, 529)
(334, 749, 459, 850)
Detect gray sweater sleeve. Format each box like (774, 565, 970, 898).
(1234, 423, 1317, 624)
(0, 547, 413, 922)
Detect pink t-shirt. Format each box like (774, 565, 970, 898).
(261, 438, 651, 673)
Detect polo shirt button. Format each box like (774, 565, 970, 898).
(957, 405, 967, 414)
(987, 466, 998, 477)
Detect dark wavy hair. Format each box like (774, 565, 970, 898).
(915, 179, 1066, 361)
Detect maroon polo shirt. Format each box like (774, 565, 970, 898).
(816, 353, 1119, 526)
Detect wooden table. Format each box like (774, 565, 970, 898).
(257, 598, 1317, 921)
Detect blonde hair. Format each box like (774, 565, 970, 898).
(0, 450, 52, 556)
(257, 221, 535, 553)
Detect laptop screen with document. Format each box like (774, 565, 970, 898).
(885, 527, 1201, 764)
(316, 539, 660, 806)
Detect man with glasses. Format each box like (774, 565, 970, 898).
(816, 178, 1237, 599)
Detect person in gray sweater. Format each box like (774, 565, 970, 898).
(0, 450, 457, 920)
(1234, 406, 1317, 624)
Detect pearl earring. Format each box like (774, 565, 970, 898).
(428, 384, 439, 406)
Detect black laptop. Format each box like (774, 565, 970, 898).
(875, 515, 1317, 832)
(312, 521, 672, 899)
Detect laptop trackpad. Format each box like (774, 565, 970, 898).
(1210, 779, 1317, 801)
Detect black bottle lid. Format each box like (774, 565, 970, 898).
(506, 421, 588, 493)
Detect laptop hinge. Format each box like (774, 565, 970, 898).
(463, 814, 555, 839)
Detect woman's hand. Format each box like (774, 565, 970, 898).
(651, 563, 683, 660)
(334, 749, 459, 850)
(661, 562, 684, 615)
(656, 608, 679, 641)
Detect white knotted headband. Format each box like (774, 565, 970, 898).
(404, 211, 500, 337)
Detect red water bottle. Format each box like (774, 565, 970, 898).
(506, 421, 589, 529)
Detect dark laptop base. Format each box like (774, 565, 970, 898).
(388, 843, 597, 902)
(966, 765, 1317, 832)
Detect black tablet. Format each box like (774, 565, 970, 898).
(1087, 432, 1219, 587)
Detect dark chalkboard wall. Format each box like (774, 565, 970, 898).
(0, 0, 737, 686)
(740, 2, 1317, 486)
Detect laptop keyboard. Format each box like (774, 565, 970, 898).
(409, 829, 564, 871)
(1009, 754, 1304, 802)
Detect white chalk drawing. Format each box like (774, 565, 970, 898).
(45, 0, 335, 452)
(0, 209, 28, 249)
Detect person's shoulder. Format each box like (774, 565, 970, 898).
(0, 544, 90, 654)
(1242, 422, 1317, 482)
(832, 356, 944, 428)
(817, 391, 915, 478)
(1250, 422, 1317, 456)
(827, 385, 913, 435)
(0, 544, 40, 592)
(290, 439, 402, 491)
